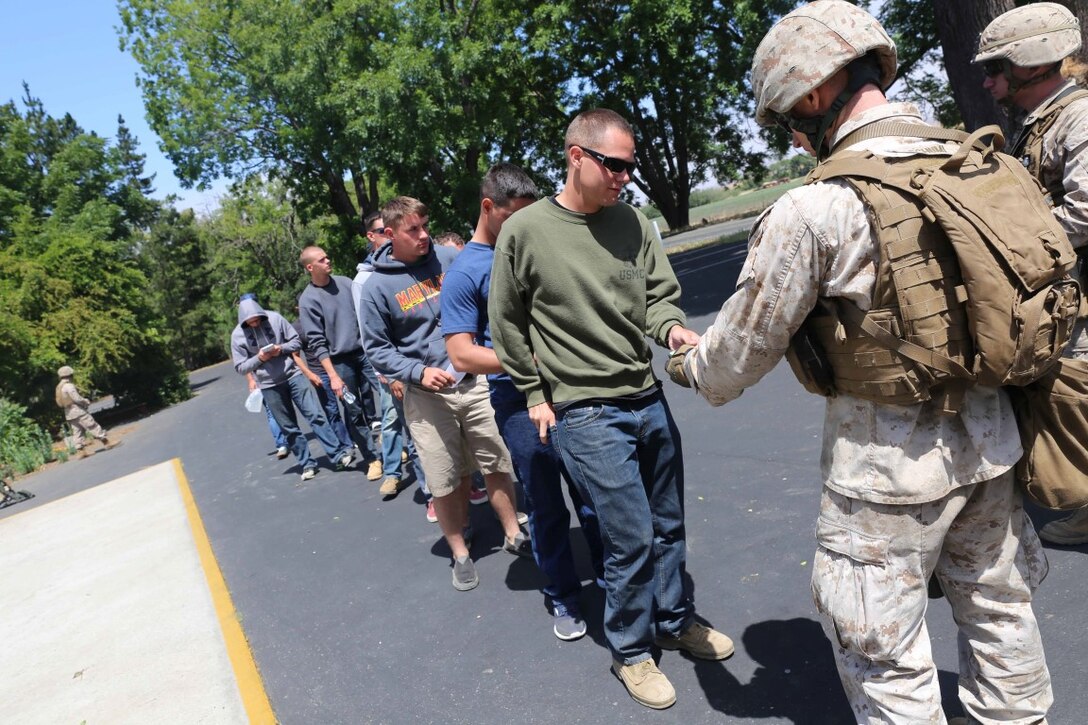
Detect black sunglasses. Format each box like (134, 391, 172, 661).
(577, 146, 637, 175)
(775, 115, 794, 134)
(981, 59, 1005, 78)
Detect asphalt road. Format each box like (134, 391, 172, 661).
(9, 242, 1087, 724)
(661, 215, 760, 249)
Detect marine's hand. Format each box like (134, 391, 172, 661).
(528, 401, 556, 444)
(666, 344, 695, 388)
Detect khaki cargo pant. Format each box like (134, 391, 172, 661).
(67, 413, 107, 450)
(812, 470, 1052, 724)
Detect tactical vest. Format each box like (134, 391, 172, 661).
(1011, 85, 1088, 204)
(787, 123, 1080, 413)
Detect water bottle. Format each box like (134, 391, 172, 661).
(342, 390, 356, 405)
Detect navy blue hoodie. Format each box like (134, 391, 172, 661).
(357, 241, 459, 384)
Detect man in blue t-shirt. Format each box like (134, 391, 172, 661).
(442, 163, 604, 640)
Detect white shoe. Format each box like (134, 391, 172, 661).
(301, 468, 317, 481)
(276, 446, 289, 459)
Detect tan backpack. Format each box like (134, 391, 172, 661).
(803, 123, 1080, 397)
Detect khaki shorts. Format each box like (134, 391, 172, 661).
(403, 375, 512, 498)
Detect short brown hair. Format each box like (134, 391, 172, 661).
(564, 108, 634, 151)
(381, 196, 429, 231)
(298, 245, 324, 267)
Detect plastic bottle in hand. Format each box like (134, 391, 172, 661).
(342, 390, 356, 405)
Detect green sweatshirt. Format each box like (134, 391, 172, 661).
(489, 197, 685, 407)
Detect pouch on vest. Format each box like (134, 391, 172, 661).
(1008, 358, 1088, 510)
(801, 123, 1081, 402)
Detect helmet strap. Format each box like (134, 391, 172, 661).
(1005, 60, 1062, 99)
(788, 55, 885, 160)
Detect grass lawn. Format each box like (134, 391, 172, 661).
(653, 178, 805, 233)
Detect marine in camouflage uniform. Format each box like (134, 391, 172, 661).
(55, 365, 112, 454)
(976, 2, 1088, 545)
(671, 2, 1052, 722)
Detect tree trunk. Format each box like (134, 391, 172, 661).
(932, 0, 1016, 135)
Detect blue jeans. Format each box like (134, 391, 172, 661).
(330, 350, 379, 462)
(552, 391, 692, 664)
(264, 402, 287, 448)
(316, 369, 353, 449)
(494, 401, 603, 608)
(261, 374, 350, 471)
(378, 381, 428, 497)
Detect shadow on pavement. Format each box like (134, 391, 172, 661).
(694, 617, 852, 723)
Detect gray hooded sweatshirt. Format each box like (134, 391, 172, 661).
(357, 241, 459, 384)
(231, 298, 303, 389)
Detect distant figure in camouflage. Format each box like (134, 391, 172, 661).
(55, 365, 114, 456)
(670, 2, 1052, 722)
(976, 2, 1088, 546)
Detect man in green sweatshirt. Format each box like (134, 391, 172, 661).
(489, 108, 733, 710)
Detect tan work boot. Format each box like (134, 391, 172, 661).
(656, 621, 735, 660)
(379, 476, 401, 496)
(1038, 508, 1088, 545)
(366, 459, 383, 481)
(611, 659, 676, 709)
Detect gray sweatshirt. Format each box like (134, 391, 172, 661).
(231, 298, 302, 388)
(298, 275, 363, 362)
(357, 241, 459, 384)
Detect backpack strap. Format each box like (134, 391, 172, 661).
(1011, 86, 1088, 158)
(832, 121, 969, 153)
(835, 299, 974, 381)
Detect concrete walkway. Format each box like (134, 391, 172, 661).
(0, 460, 272, 725)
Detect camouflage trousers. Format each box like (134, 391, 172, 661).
(812, 470, 1052, 724)
(67, 413, 107, 449)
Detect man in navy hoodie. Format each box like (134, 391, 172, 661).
(357, 196, 531, 591)
(231, 297, 353, 481)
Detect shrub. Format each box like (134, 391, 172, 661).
(0, 398, 58, 478)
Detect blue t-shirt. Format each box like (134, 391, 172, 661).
(440, 241, 523, 405)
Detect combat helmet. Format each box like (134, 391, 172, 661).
(751, 0, 897, 159)
(974, 3, 1081, 98)
(57, 365, 74, 378)
(975, 3, 1081, 68)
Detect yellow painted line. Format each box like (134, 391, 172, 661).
(173, 458, 277, 724)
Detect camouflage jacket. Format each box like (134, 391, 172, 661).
(685, 103, 1023, 505)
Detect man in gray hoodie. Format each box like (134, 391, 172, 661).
(358, 196, 530, 591)
(231, 297, 353, 481)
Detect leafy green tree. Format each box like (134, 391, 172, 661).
(536, 0, 795, 229)
(0, 91, 187, 426)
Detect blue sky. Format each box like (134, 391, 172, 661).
(0, 1, 225, 212)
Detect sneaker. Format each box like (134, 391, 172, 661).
(99, 439, 121, 451)
(370, 420, 381, 433)
(337, 451, 355, 470)
(276, 445, 289, 460)
(1038, 508, 1088, 545)
(611, 659, 676, 710)
(655, 621, 734, 661)
(468, 487, 489, 505)
(516, 511, 528, 526)
(452, 555, 479, 591)
(502, 531, 532, 557)
(401, 449, 409, 463)
(425, 500, 438, 523)
(301, 468, 317, 482)
(553, 603, 587, 641)
(379, 476, 401, 496)
(366, 459, 382, 481)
